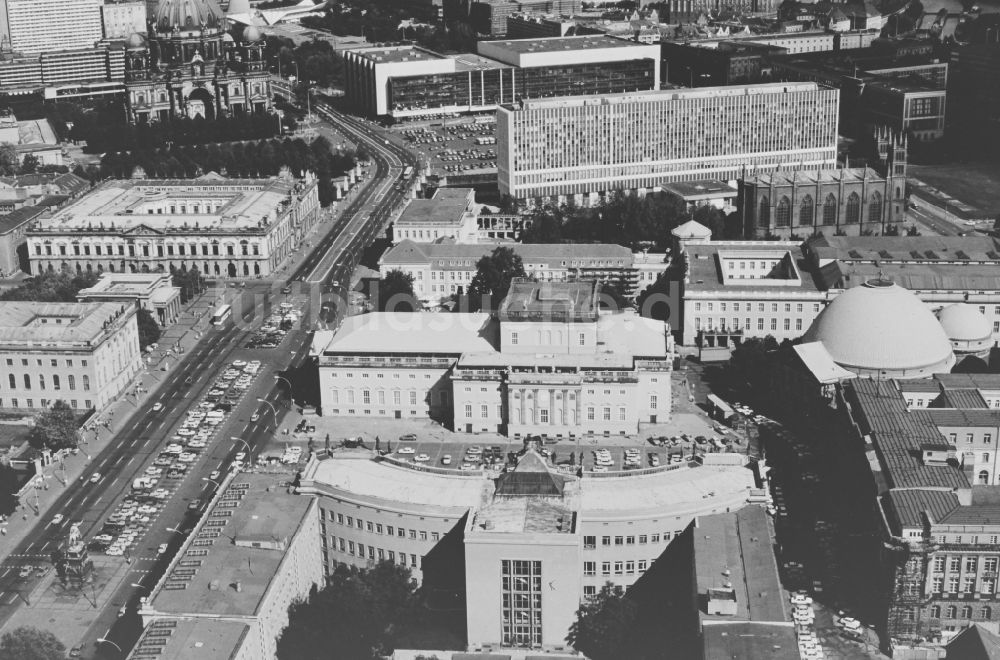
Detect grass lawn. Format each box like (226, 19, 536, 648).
(909, 162, 1000, 214)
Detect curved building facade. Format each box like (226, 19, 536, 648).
(298, 447, 759, 651)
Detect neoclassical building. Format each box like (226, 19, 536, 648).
(123, 0, 272, 123)
(740, 128, 908, 238)
(25, 173, 320, 279)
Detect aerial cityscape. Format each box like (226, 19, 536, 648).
(0, 0, 993, 658)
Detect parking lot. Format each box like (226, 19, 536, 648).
(246, 300, 303, 349)
(394, 116, 497, 180)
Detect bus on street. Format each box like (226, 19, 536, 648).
(402, 166, 413, 179)
(210, 304, 232, 326)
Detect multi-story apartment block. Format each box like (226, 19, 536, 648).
(0, 301, 141, 413)
(138, 473, 323, 660)
(26, 175, 320, 279)
(0, 0, 102, 54)
(297, 444, 759, 651)
(101, 0, 146, 40)
(379, 240, 657, 302)
(846, 375, 1000, 650)
(314, 280, 674, 436)
(497, 82, 839, 204)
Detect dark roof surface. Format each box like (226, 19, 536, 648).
(884, 489, 959, 530)
(495, 451, 564, 497)
(947, 623, 1000, 660)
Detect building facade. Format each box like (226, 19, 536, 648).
(26, 175, 320, 279)
(123, 0, 273, 123)
(497, 82, 839, 204)
(314, 281, 674, 436)
(77, 272, 182, 325)
(740, 130, 907, 238)
(297, 445, 760, 651)
(101, 0, 147, 39)
(0, 0, 102, 54)
(0, 301, 141, 413)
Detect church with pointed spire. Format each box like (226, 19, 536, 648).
(738, 125, 908, 239)
(123, 0, 272, 123)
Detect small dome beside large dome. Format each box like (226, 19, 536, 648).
(937, 304, 993, 356)
(242, 25, 263, 42)
(154, 0, 225, 31)
(125, 32, 146, 49)
(802, 279, 955, 379)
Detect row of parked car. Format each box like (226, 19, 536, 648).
(92, 360, 261, 555)
(247, 303, 299, 349)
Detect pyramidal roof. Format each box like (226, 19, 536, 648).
(671, 219, 712, 239)
(495, 450, 564, 497)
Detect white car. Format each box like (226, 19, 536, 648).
(397, 447, 416, 455)
(466, 446, 482, 455)
(441, 455, 452, 465)
(164, 444, 183, 454)
(157, 543, 168, 555)
(152, 403, 163, 412)
(90, 472, 101, 483)
(51, 514, 64, 525)
(414, 454, 430, 462)
(232, 360, 246, 368)
(790, 592, 813, 606)
(235, 452, 246, 462)
(209, 470, 220, 480)
(178, 453, 196, 463)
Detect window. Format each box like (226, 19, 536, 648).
(602, 536, 611, 546)
(481, 404, 488, 419)
(934, 556, 945, 572)
(931, 604, 941, 618)
(947, 605, 957, 619)
(845, 192, 861, 224)
(799, 195, 814, 226)
(967, 556, 979, 572)
(579, 333, 586, 346)
(584, 562, 596, 576)
(962, 605, 974, 619)
(757, 196, 770, 227)
(964, 577, 977, 593)
(511, 332, 518, 345)
(932, 576, 944, 593)
(948, 577, 959, 593)
(869, 191, 882, 222)
(614, 561, 623, 575)
(584, 535, 596, 549)
(775, 196, 791, 227)
(584, 586, 596, 597)
(615, 536, 623, 546)
(501, 560, 542, 647)
(603, 407, 611, 421)
(823, 194, 837, 225)
(602, 562, 611, 576)
(82, 375, 89, 391)
(650, 395, 657, 410)
(981, 606, 993, 620)
(950, 556, 962, 572)
(639, 535, 647, 544)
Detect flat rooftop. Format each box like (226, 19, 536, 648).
(126, 619, 250, 660)
(471, 498, 575, 534)
(0, 301, 132, 346)
(702, 623, 800, 660)
(395, 188, 474, 227)
(695, 506, 787, 623)
(685, 242, 823, 295)
(662, 180, 737, 200)
(315, 312, 499, 355)
(78, 273, 171, 297)
(351, 44, 446, 64)
(505, 81, 824, 111)
(500, 279, 600, 321)
(481, 34, 644, 54)
(807, 234, 1000, 264)
(32, 177, 299, 233)
(453, 52, 509, 71)
(381, 240, 633, 266)
(146, 474, 314, 618)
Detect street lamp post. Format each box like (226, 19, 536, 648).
(201, 477, 220, 489)
(97, 638, 123, 654)
(256, 398, 277, 419)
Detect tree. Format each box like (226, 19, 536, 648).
(30, 401, 79, 451)
(566, 583, 642, 660)
(469, 246, 526, 312)
(277, 562, 421, 660)
(20, 153, 39, 174)
(372, 270, 417, 312)
(0, 144, 17, 176)
(0, 271, 99, 303)
(0, 627, 66, 660)
(136, 308, 162, 350)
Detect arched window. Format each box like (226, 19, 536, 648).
(846, 193, 861, 224)
(981, 606, 993, 620)
(799, 195, 814, 226)
(979, 470, 990, 485)
(931, 605, 941, 618)
(775, 197, 791, 227)
(947, 605, 957, 618)
(895, 186, 901, 199)
(23, 374, 30, 389)
(962, 605, 973, 619)
(758, 196, 770, 228)
(823, 194, 837, 225)
(8, 374, 14, 389)
(869, 192, 883, 223)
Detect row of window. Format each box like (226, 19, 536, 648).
(694, 301, 821, 314)
(583, 532, 680, 548)
(327, 510, 441, 542)
(923, 604, 994, 621)
(696, 317, 803, 332)
(583, 559, 651, 576)
(34, 242, 261, 258)
(328, 536, 420, 568)
(5, 358, 86, 368)
(929, 575, 997, 595)
(0, 398, 91, 409)
(933, 555, 1000, 573)
(5, 373, 89, 391)
(758, 192, 885, 228)
(329, 389, 435, 406)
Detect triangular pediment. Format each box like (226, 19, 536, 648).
(122, 223, 164, 236)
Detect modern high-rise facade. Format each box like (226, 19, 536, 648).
(0, 0, 103, 54)
(497, 82, 840, 204)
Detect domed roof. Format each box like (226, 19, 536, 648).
(154, 0, 225, 31)
(937, 304, 992, 342)
(671, 219, 712, 240)
(802, 279, 954, 376)
(242, 25, 263, 42)
(125, 32, 146, 49)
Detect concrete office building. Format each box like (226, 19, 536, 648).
(0, 46, 125, 96)
(0, 301, 141, 413)
(298, 444, 760, 651)
(77, 272, 182, 326)
(393, 187, 480, 244)
(343, 35, 660, 119)
(138, 473, 323, 660)
(26, 174, 320, 279)
(101, 0, 147, 40)
(497, 82, 839, 204)
(0, 0, 103, 54)
(313, 280, 674, 435)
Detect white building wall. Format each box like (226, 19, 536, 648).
(2, 0, 102, 54)
(319, 362, 454, 419)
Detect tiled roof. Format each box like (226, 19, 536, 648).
(940, 505, 1000, 526)
(939, 389, 989, 409)
(883, 489, 959, 531)
(0, 204, 44, 234)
